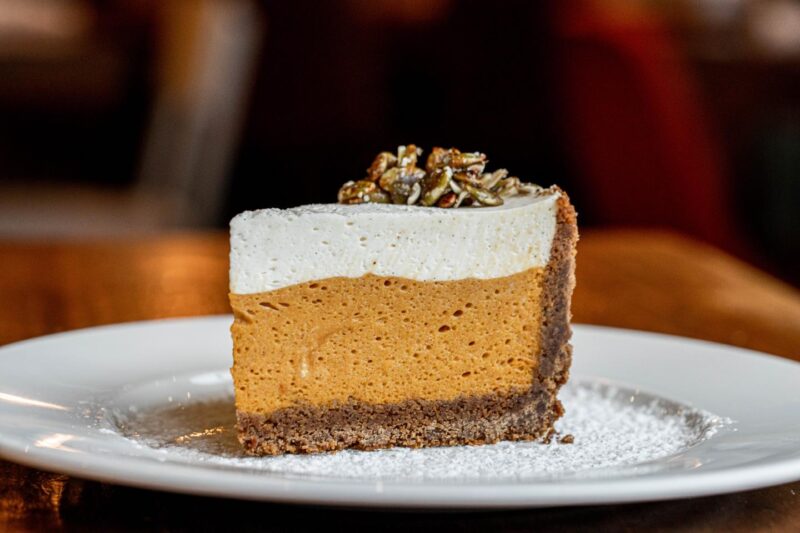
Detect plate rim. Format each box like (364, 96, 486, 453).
(1, 315, 800, 508)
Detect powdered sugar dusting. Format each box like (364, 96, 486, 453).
(113, 381, 727, 481)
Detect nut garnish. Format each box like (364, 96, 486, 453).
(337, 180, 390, 204)
(338, 145, 542, 208)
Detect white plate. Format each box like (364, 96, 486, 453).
(0, 316, 799, 509)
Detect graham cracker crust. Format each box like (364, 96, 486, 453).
(236, 189, 578, 455)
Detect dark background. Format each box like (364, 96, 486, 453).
(0, 0, 799, 284)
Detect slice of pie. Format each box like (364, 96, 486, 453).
(229, 146, 578, 455)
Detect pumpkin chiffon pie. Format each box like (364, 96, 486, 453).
(229, 147, 578, 455)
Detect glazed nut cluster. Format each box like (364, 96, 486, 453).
(337, 145, 541, 208)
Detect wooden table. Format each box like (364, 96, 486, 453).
(1, 230, 799, 531)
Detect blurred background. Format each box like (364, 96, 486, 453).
(0, 0, 798, 284)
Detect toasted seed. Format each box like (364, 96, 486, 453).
(452, 171, 480, 184)
(378, 167, 401, 191)
(481, 168, 508, 190)
(338, 180, 380, 204)
(436, 192, 457, 208)
(337, 180, 355, 203)
(367, 152, 397, 182)
(451, 152, 486, 168)
(425, 147, 450, 172)
(518, 182, 543, 194)
(409, 167, 426, 182)
(465, 182, 503, 206)
(367, 187, 391, 203)
(453, 190, 470, 208)
(421, 167, 452, 206)
(407, 182, 422, 205)
(466, 163, 487, 176)
(389, 180, 411, 204)
(493, 175, 517, 194)
(388, 167, 426, 204)
(498, 176, 540, 197)
(397, 144, 421, 170)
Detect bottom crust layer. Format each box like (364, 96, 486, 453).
(236, 383, 564, 455)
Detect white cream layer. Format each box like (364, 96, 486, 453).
(230, 189, 560, 294)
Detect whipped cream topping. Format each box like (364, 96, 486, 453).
(229, 190, 560, 294)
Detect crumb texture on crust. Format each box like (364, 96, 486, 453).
(534, 189, 578, 432)
(237, 385, 562, 455)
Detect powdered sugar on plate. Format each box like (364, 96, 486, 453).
(112, 381, 728, 482)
